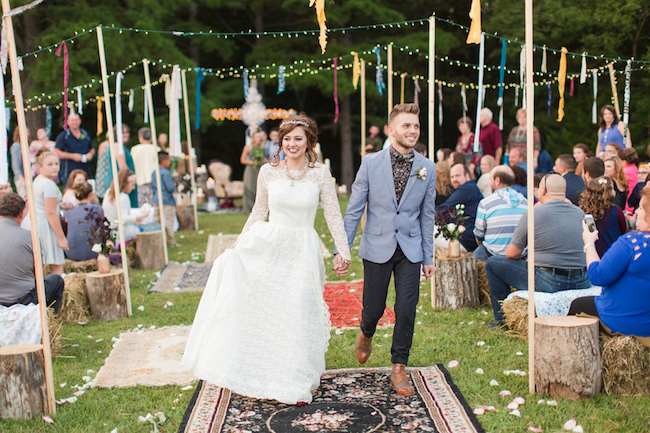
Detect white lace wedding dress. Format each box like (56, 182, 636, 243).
(182, 162, 351, 404)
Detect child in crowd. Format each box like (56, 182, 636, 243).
(151, 151, 179, 247)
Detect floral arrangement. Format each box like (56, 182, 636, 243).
(435, 204, 469, 241)
(249, 145, 266, 167)
(81, 208, 116, 255)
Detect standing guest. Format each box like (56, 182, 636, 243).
(158, 133, 169, 152)
(604, 156, 629, 209)
(603, 142, 623, 159)
(579, 176, 626, 257)
(382, 124, 391, 149)
(9, 128, 26, 197)
(436, 163, 483, 252)
(436, 148, 452, 164)
(102, 169, 153, 243)
(511, 165, 528, 199)
(53, 113, 94, 187)
(485, 173, 591, 328)
(628, 164, 649, 212)
(33, 147, 72, 276)
(573, 143, 593, 177)
(65, 182, 104, 261)
(151, 152, 179, 247)
(506, 108, 541, 158)
(554, 154, 585, 201)
(478, 107, 503, 163)
(0, 193, 65, 313)
(455, 117, 481, 173)
(264, 128, 284, 160)
(618, 148, 639, 213)
(571, 156, 605, 205)
(447, 151, 468, 170)
(508, 147, 527, 172)
(95, 125, 137, 207)
(477, 155, 497, 197)
(568, 189, 650, 338)
(596, 105, 630, 156)
(61, 169, 90, 207)
(28, 128, 52, 178)
(435, 161, 453, 206)
(365, 125, 384, 153)
(130, 127, 159, 206)
(241, 131, 266, 214)
(473, 165, 528, 261)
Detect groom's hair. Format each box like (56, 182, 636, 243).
(388, 103, 420, 125)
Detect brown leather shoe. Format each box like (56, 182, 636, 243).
(355, 332, 373, 364)
(391, 363, 415, 396)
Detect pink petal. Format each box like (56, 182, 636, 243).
(73, 390, 85, 396)
(447, 360, 460, 368)
(483, 405, 497, 411)
(514, 396, 526, 405)
(529, 427, 543, 432)
(42, 415, 55, 424)
(507, 401, 519, 410)
(563, 419, 577, 431)
(509, 409, 521, 417)
(473, 407, 485, 415)
(499, 390, 512, 396)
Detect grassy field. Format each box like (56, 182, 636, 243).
(1, 199, 649, 432)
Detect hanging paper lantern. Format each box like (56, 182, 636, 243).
(241, 87, 267, 130)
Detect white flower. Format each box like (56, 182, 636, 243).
(446, 223, 457, 232)
(458, 225, 466, 233)
(91, 243, 103, 254)
(416, 167, 427, 180)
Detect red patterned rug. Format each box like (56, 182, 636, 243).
(324, 280, 396, 330)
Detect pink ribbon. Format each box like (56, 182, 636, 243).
(570, 77, 574, 96)
(56, 41, 69, 128)
(333, 58, 339, 123)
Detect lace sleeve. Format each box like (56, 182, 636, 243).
(319, 166, 351, 261)
(241, 165, 270, 234)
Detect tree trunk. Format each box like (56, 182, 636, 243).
(136, 230, 166, 269)
(0, 344, 47, 420)
(339, 94, 354, 188)
(433, 256, 479, 309)
(85, 270, 128, 321)
(176, 204, 196, 231)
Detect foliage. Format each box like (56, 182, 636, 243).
(82, 207, 115, 254)
(435, 204, 468, 241)
(248, 145, 266, 167)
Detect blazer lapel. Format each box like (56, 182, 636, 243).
(380, 150, 398, 208)
(397, 154, 420, 211)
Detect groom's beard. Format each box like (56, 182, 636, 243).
(393, 133, 419, 150)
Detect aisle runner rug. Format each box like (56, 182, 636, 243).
(149, 261, 214, 293)
(325, 280, 395, 330)
(178, 365, 484, 433)
(92, 326, 195, 388)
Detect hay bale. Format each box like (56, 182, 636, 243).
(476, 260, 490, 305)
(47, 308, 64, 356)
(502, 296, 534, 339)
(63, 259, 97, 274)
(601, 335, 650, 396)
(58, 274, 91, 323)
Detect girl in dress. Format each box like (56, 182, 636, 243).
(573, 143, 593, 177)
(596, 105, 631, 156)
(604, 156, 629, 209)
(183, 114, 352, 405)
(102, 169, 153, 243)
(33, 147, 72, 275)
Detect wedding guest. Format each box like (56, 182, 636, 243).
(95, 124, 137, 207)
(102, 169, 152, 243)
(506, 108, 541, 158)
(628, 164, 649, 212)
(435, 161, 453, 206)
(365, 124, 383, 153)
(568, 189, 650, 338)
(241, 130, 266, 214)
(151, 151, 179, 248)
(61, 169, 90, 207)
(573, 143, 593, 177)
(0, 193, 65, 313)
(65, 182, 104, 261)
(511, 165, 528, 198)
(477, 155, 497, 197)
(158, 133, 169, 152)
(571, 156, 605, 206)
(554, 154, 584, 201)
(579, 176, 626, 257)
(508, 147, 527, 172)
(478, 107, 503, 163)
(603, 142, 623, 160)
(414, 142, 427, 157)
(9, 128, 26, 197)
(265, 128, 284, 160)
(436, 148, 452, 164)
(28, 128, 52, 178)
(596, 105, 630, 156)
(130, 127, 159, 206)
(53, 113, 94, 187)
(618, 147, 639, 213)
(455, 117, 481, 173)
(604, 156, 629, 209)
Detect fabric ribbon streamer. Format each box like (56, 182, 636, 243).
(570, 77, 574, 96)
(514, 85, 519, 107)
(466, 0, 482, 44)
(309, 0, 327, 54)
(557, 47, 567, 122)
(541, 45, 547, 73)
(55, 41, 69, 129)
(166, 66, 183, 157)
(623, 59, 632, 145)
(75, 86, 83, 114)
(196, 67, 205, 129)
(351, 52, 361, 90)
(472, 33, 485, 153)
(243, 68, 249, 100)
(608, 63, 621, 118)
(276, 65, 285, 95)
(5, 107, 9, 131)
(374, 46, 386, 96)
(580, 52, 587, 84)
(128, 89, 134, 112)
(0, 70, 7, 184)
(437, 82, 443, 126)
(144, 89, 149, 124)
(115, 72, 124, 155)
(400, 73, 407, 104)
(0, 0, 42, 74)
(547, 83, 552, 116)
(413, 77, 421, 106)
(497, 39, 507, 130)
(45, 106, 52, 137)
(97, 98, 103, 138)
(519, 45, 526, 109)
(461, 84, 468, 119)
(592, 69, 598, 124)
(333, 58, 339, 123)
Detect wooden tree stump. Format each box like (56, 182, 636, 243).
(433, 256, 479, 309)
(534, 316, 602, 400)
(136, 230, 165, 269)
(176, 204, 196, 231)
(0, 344, 47, 420)
(85, 270, 127, 321)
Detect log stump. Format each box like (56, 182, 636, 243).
(136, 230, 165, 269)
(85, 270, 127, 321)
(433, 256, 479, 309)
(176, 204, 196, 231)
(0, 344, 47, 420)
(534, 316, 602, 400)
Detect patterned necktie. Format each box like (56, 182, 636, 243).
(394, 152, 414, 163)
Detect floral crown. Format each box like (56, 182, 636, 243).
(280, 119, 310, 128)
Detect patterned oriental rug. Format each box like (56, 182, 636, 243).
(178, 365, 485, 433)
(324, 280, 395, 330)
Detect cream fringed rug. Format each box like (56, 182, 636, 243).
(92, 326, 195, 388)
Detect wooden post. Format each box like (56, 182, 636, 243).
(387, 44, 393, 118)
(360, 59, 366, 158)
(143, 58, 170, 265)
(85, 270, 127, 321)
(524, 0, 536, 395)
(1, 0, 55, 413)
(96, 26, 132, 316)
(181, 69, 199, 230)
(0, 344, 47, 419)
(429, 15, 437, 305)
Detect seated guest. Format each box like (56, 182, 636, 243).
(573, 143, 593, 177)
(473, 165, 528, 261)
(0, 193, 65, 313)
(604, 156, 629, 209)
(579, 176, 626, 257)
(102, 169, 153, 243)
(436, 148, 452, 164)
(66, 182, 105, 261)
(508, 147, 527, 172)
(554, 154, 585, 201)
(618, 148, 639, 213)
(571, 157, 605, 205)
(628, 164, 649, 212)
(511, 165, 528, 198)
(61, 168, 90, 207)
(435, 161, 453, 206)
(436, 163, 483, 252)
(568, 189, 650, 337)
(477, 155, 497, 197)
(485, 173, 591, 328)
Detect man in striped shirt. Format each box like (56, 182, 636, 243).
(473, 165, 528, 261)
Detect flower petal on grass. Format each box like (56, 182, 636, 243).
(507, 401, 519, 410)
(563, 419, 577, 431)
(475, 368, 484, 374)
(514, 397, 526, 405)
(528, 427, 543, 432)
(546, 400, 558, 406)
(516, 351, 523, 356)
(509, 409, 521, 417)
(42, 415, 55, 424)
(447, 360, 460, 368)
(499, 390, 512, 396)
(180, 385, 193, 391)
(489, 380, 499, 386)
(137, 305, 145, 311)
(473, 407, 485, 415)
(573, 426, 583, 433)
(477, 341, 486, 346)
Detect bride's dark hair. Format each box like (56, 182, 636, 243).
(269, 113, 319, 167)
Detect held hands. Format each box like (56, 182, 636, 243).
(333, 254, 351, 277)
(57, 237, 69, 251)
(422, 264, 437, 280)
(582, 220, 599, 245)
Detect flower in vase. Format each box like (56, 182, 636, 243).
(91, 243, 103, 254)
(447, 223, 457, 233)
(458, 225, 466, 233)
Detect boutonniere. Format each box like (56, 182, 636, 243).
(416, 167, 427, 180)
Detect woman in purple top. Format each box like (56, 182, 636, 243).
(65, 182, 104, 261)
(596, 105, 631, 156)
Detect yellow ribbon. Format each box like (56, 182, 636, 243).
(466, 0, 482, 44)
(557, 47, 567, 122)
(96, 98, 103, 138)
(310, 0, 327, 54)
(608, 63, 621, 118)
(400, 72, 408, 104)
(352, 52, 361, 89)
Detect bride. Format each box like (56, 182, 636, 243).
(182, 114, 352, 404)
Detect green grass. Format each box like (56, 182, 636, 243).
(2, 200, 649, 432)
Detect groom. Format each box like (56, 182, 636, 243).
(334, 103, 436, 396)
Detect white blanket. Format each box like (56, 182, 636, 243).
(506, 287, 602, 317)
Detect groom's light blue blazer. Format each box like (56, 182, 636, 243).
(337, 147, 436, 265)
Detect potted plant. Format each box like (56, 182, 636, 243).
(435, 204, 469, 258)
(83, 209, 116, 274)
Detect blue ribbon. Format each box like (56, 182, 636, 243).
(374, 46, 386, 96)
(243, 68, 249, 99)
(45, 106, 52, 137)
(547, 83, 552, 115)
(277, 65, 286, 95)
(195, 67, 204, 130)
(498, 39, 507, 100)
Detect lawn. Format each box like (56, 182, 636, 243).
(1, 199, 649, 432)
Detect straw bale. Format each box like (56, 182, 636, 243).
(601, 335, 650, 396)
(58, 274, 91, 323)
(502, 296, 534, 339)
(476, 260, 490, 305)
(63, 259, 98, 274)
(47, 308, 64, 356)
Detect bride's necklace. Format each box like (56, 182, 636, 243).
(284, 160, 309, 186)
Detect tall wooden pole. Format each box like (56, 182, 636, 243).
(387, 44, 393, 118)
(429, 15, 437, 305)
(361, 59, 367, 157)
(143, 59, 169, 265)
(96, 27, 132, 315)
(181, 69, 199, 230)
(525, 0, 536, 395)
(2, 0, 56, 414)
